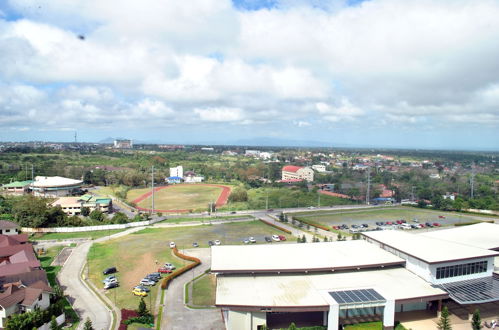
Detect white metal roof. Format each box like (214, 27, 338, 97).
(420, 223, 499, 251)
(211, 240, 404, 273)
(363, 230, 499, 264)
(216, 267, 447, 307)
(31, 176, 83, 188)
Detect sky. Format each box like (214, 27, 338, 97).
(0, 0, 499, 150)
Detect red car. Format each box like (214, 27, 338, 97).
(396, 220, 403, 225)
(433, 222, 441, 227)
(438, 215, 445, 219)
(386, 221, 393, 225)
(278, 235, 286, 241)
(157, 268, 173, 274)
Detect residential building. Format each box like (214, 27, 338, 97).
(0, 221, 21, 236)
(312, 164, 326, 172)
(281, 165, 314, 182)
(166, 176, 183, 184)
(1, 180, 33, 196)
(184, 171, 204, 183)
(51, 195, 112, 216)
(30, 176, 83, 198)
(113, 139, 133, 149)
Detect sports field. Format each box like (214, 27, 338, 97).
(87, 220, 290, 310)
(127, 184, 231, 212)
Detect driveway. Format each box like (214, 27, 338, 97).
(161, 248, 224, 330)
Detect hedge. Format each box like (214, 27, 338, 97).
(293, 217, 330, 231)
(258, 218, 292, 234)
(454, 220, 494, 226)
(160, 247, 201, 289)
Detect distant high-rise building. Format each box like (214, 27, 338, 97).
(114, 139, 133, 149)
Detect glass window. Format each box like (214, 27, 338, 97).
(436, 261, 488, 279)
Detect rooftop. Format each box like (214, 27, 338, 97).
(420, 223, 499, 251)
(31, 176, 83, 188)
(0, 220, 19, 230)
(362, 230, 499, 264)
(1, 180, 33, 188)
(211, 240, 405, 273)
(216, 267, 448, 308)
(282, 165, 303, 173)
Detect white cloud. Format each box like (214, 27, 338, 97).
(194, 107, 245, 122)
(316, 99, 364, 122)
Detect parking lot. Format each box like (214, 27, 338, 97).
(292, 207, 492, 234)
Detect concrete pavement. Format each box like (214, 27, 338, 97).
(161, 248, 224, 330)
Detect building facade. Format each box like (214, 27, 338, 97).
(51, 195, 112, 216)
(30, 176, 83, 198)
(281, 165, 314, 182)
(113, 139, 133, 149)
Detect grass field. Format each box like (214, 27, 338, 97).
(87, 220, 289, 310)
(32, 228, 127, 241)
(192, 274, 216, 306)
(293, 207, 486, 228)
(127, 184, 228, 211)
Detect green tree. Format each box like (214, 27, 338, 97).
(138, 297, 149, 317)
(89, 209, 104, 221)
(112, 212, 128, 224)
(437, 306, 452, 330)
(288, 322, 297, 330)
(301, 235, 307, 243)
(83, 317, 94, 330)
(81, 207, 90, 216)
(471, 309, 482, 330)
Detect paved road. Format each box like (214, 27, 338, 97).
(57, 227, 146, 330)
(161, 248, 224, 330)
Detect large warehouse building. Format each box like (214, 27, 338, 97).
(212, 223, 499, 330)
(30, 176, 83, 198)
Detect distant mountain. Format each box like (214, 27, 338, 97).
(233, 137, 336, 148)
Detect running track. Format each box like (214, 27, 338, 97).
(131, 184, 231, 213)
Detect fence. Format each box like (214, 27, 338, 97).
(22, 217, 164, 233)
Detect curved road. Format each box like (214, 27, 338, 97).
(57, 227, 145, 330)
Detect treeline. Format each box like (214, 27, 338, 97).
(0, 195, 146, 228)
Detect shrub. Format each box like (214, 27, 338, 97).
(258, 219, 292, 234)
(161, 247, 201, 289)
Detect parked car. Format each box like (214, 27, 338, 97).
(438, 215, 446, 219)
(132, 288, 147, 296)
(140, 278, 156, 286)
(103, 267, 117, 275)
(249, 237, 256, 243)
(133, 285, 150, 292)
(278, 235, 286, 241)
(104, 281, 119, 290)
(146, 273, 161, 281)
(192, 242, 199, 248)
(243, 239, 249, 244)
(169, 242, 176, 249)
(230, 211, 237, 214)
(164, 263, 176, 270)
(433, 222, 441, 227)
(271, 235, 280, 242)
(158, 267, 173, 273)
(103, 277, 118, 284)
(265, 237, 272, 243)
(401, 223, 412, 230)
(410, 224, 419, 229)
(361, 224, 368, 228)
(214, 240, 221, 245)
(386, 221, 393, 225)
(396, 220, 403, 225)
(102, 275, 116, 283)
(208, 240, 214, 246)
(425, 222, 433, 227)
(267, 209, 274, 212)
(412, 218, 419, 223)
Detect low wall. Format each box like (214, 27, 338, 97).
(37, 314, 65, 330)
(465, 209, 499, 216)
(22, 217, 164, 233)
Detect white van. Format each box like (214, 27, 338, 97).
(401, 223, 412, 230)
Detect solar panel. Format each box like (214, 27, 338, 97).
(439, 276, 499, 304)
(329, 289, 386, 305)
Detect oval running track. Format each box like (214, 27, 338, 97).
(131, 184, 231, 213)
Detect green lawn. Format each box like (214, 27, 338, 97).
(32, 228, 128, 241)
(159, 215, 253, 224)
(192, 274, 216, 306)
(87, 220, 291, 310)
(344, 322, 382, 329)
(127, 184, 229, 211)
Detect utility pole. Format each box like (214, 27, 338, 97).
(31, 164, 34, 180)
(151, 166, 155, 214)
(366, 167, 371, 205)
(317, 191, 321, 207)
(265, 192, 269, 210)
(470, 163, 475, 199)
(411, 186, 415, 202)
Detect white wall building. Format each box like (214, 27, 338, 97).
(281, 165, 314, 182)
(30, 176, 83, 198)
(312, 164, 327, 172)
(170, 165, 183, 178)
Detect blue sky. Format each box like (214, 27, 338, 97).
(0, 0, 498, 150)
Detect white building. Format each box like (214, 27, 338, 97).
(113, 139, 133, 149)
(281, 165, 314, 182)
(212, 224, 499, 330)
(30, 176, 83, 198)
(170, 165, 183, 178)
(312, 164, 327, 172)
